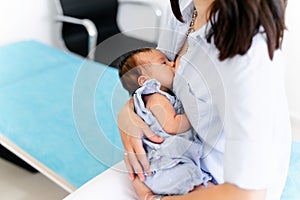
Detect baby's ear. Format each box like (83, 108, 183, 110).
(137, 75, 148, 86)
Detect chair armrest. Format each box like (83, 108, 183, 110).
(118, 0, 163, 42)
(56, 15, 98, 60)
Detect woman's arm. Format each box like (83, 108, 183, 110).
(162, 184, 266, 200)
(146, 93, 191, 134)
(132, 178, 266, 200)
(118, 97, 164, 181)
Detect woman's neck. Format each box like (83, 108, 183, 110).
(193, 0, 214, 30)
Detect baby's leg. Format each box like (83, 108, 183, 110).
(145, 161, 204, 195)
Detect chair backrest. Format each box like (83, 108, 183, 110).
(59, 0, 120, 56)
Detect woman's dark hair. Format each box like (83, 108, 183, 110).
(170, 0, 287, 60)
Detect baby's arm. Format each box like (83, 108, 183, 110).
(145, 93, 191, 134)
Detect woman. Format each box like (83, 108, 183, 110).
(118, 0, 291, 199)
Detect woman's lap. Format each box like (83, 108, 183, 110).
(63, 161, 138, 200)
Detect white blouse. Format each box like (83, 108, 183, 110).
(157, 0, 292, 199)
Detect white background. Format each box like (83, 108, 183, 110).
(282, 0, 300, 122)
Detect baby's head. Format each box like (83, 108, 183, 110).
(118, 48, 175, 95)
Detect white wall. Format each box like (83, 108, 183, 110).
(0, 0, 59, 46)
(0, 0, 299, 121)
(283, 0, 300, 122)
(0, 0, 168, 47)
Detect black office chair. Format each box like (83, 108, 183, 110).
(55, 0, 162, 67)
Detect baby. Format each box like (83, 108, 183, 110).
(118, 48, 211, 195)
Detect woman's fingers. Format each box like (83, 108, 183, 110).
(132, 137, 151, 176)
(122, 132, 159, 180)
(124, 151, 147, 181)
(136, 153, 151, 176)
(143, 126, 164, 144)
(123, 151, 135, 181)
(118, 98, 162, 180)
(127, 151, 145, 181)
(122, 136, 149, 181)
(132, 177, 154, 200)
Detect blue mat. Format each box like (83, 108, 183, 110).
(0, 40, 128, 189)
(282, 141, 300, 199)
(0, 41, 299, 199)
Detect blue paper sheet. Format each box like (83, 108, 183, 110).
(0, 40, 128, 189)
(281, 141, 300, 200)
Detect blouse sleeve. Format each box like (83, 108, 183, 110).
(222, 38, 290, 190)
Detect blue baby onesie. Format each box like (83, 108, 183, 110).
(133, 79, 211, 195)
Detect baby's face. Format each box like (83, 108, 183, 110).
(139, 49, 176, 90)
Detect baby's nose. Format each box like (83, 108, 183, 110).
(169, 61, 175, 68)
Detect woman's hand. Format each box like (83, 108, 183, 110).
(118, 98, 164, 181)
(132, 177, 157, 200)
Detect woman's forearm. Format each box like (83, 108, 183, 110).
(162, 183, 266, 200)
(118, 97, 164, 181)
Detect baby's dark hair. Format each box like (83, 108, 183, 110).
(118, 48, 153, 95)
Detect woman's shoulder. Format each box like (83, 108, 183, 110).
(219, 32, 283, 71)
(161, 0, 194, 25)
(212, 31, 285, 92)
(179, 0, 194, 10)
